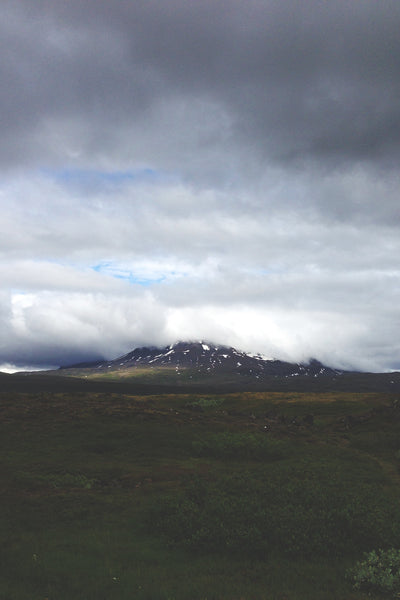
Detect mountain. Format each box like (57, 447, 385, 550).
(5, 340, 400, 393)
(60, 340, 343, 381)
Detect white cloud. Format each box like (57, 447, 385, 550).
(0, 164, 399, 371)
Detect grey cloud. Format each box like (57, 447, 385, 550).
(0, 290, 169, 366)
(1, 1, 400, 371)
(2, 0, 400, 173)
(2, 173, 399, 277)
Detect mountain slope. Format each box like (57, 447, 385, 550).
(60, 340, 343, 382)
(5, 340, 400, 393)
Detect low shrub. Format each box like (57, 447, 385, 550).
(348, 548, 400, 597)
(187, 397, 225, 408)
(19, 470, 97, 490)
(191, 432, 286, 460)
(148, 469, 400, 559)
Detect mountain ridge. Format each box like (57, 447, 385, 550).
(60, 340, 343, 381)
(3, 340, 400, 393)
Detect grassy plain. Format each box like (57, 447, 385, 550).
(1, 388, 399, 599)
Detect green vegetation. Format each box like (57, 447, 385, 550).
(186, 396, 226, 408)
(0, 388, 400, 598)
(150, 463, 400, 558)
(191, 431, 287, 460)
(348, 548, 400, 597)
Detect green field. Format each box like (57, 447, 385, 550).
(1, 388, 400, 599)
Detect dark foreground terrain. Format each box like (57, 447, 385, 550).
(1, 378, 400, 599)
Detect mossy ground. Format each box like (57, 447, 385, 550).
(0, 389, 398, 599)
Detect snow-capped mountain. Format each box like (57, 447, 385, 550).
(62, 341, 342, 380)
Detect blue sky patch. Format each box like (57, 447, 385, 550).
(40, 167, 167, 191)
(91, 262, 166, 286)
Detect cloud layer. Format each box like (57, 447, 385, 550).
(1, 1, 400, 371)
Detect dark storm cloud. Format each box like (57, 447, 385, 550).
(2, 0, 400, 171)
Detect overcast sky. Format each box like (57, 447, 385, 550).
(1, 0, 400, 372)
